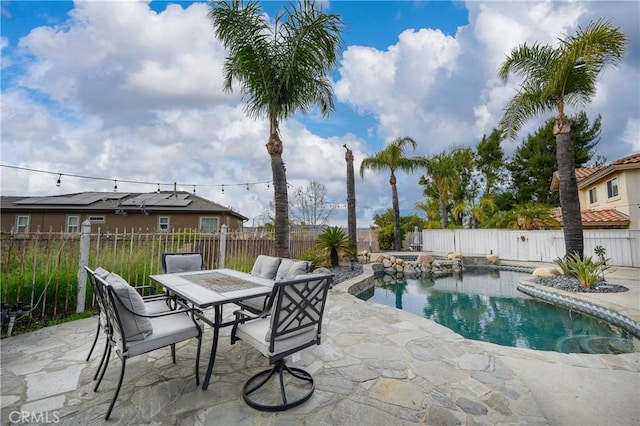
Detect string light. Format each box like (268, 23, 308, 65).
(113, 180, 118, 192)
(2, 164, 274, 193)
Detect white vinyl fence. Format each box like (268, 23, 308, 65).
(418, 229, 640, 267)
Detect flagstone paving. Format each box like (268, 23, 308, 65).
(1, 263, 639, 425)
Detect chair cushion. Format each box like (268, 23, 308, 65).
(105, 273, 153, 341)
(126, 312, 202, 357)
(275, 259, 310, 281)
(94, 267, 110, 278)
(237, 296, 268, 313)
(165, 254, 202, 273)
(236, 317, 318, 358)
(250, 255, 281, 279)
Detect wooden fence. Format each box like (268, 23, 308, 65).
(1, 224, 378, 323)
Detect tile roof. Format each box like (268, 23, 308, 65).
(553, 208, 630, 227)
(574, 166, 603, 182)
(611, 153, 640, 165)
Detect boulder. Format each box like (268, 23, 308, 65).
(382, 258, 393, 268)
(395, 258, 404, 266)
(532, 267, 561, 277)
(448, 252, 462, 261)
(486, 254, 500, 265)
(369, 253, 385, 263)
(417, 254, 433, 266)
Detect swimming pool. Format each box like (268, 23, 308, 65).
(355, 267, 639, 354)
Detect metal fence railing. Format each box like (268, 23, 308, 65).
(1, 225, 378, 324)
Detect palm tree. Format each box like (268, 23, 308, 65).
(419, 148, 471, 228)
(344, 144, 358, 261)
(316, 226, 354, 267)
(498, 19, 628, 258)
(360, 136, 423, 250)
(209, 0, 344, 258)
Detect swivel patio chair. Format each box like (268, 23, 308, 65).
(93, 272, 203, 420)
(230, 273, 333, 411)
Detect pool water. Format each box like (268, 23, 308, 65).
(356, 268, 638, 354)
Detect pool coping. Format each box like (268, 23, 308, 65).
(517, 279, 640, 339)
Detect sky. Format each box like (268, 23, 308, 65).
(1, 0, 639, 228)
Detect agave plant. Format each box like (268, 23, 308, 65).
(564, 253, 612, 288)
(315, 227, 355, 267)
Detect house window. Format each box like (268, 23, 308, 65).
(606, 177, 619, 198)
(158, 216, 170, 231)
(588, 187, 597, 204)
(16, 215, 30, 233)
(88, 216, 106, 223)
(199, 217, 219, 233)
(67, 216, 80, 233)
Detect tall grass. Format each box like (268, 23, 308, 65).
(1, 227, 374, 337)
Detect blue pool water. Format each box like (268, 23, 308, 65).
(356, 268, 638, 353)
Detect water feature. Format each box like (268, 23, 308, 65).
(355, 267, 638, 354)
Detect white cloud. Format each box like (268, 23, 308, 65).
(2, 1, 638, 229)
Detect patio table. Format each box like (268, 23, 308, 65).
(149, 269, 274, 390)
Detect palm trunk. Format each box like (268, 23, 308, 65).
(439, 196, 448, 229)
(555, 129, 584, 259)
(345, 146, 357, 261)
(267, 132, 290, 258)
(390, 173, 401, 250)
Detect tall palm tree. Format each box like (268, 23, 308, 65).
(498, 19, 628, 258)
(360, 136, 423, 250)
(209, 0, 344, 258)
(344, 144, 358, 261)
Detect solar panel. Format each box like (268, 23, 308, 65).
(14, 193, 128, 205)
(121, 193, 191, 207)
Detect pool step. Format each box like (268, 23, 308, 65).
(554, 335, 636, 354)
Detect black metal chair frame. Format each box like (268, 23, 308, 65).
(93, 273, 203, 421)
(231, 274, 333, 412)
(85, 267, 170, 379)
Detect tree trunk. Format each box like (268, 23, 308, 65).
(439, 196, 448, 229)
(267, 133, 290, 258)
(555, 126, 584, 259)
(390, 172, 401, 250)
(330, 248, 339, 267)
(345, 145, 357, 260)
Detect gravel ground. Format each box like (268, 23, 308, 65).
(327, 263, 364, 285)
(532, 274, 629, 293)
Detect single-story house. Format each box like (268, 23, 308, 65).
(0, 191, 248, 234)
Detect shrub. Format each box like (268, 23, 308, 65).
(315, 227, 354, 267)
(563, 253, 612, 288)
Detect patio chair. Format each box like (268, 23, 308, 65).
(161, 252, 204, 309)
(161, 252, 204, 274)
(84, 267, 171, 378)
(93, 272, 203, 420)
(230, 273, 333, 411)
